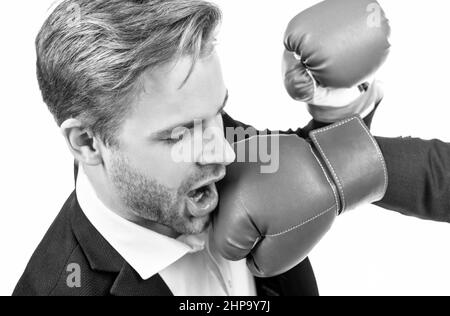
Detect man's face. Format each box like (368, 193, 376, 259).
(102, 52, 236, 236)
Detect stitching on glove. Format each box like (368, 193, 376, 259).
(310, 147, 340, 214)
(311, 117, 389, 209)
(266, 205, 336, 238)
(310, 116, 351, 211)
(312, 116, 356, 133)
(320, 117, 388, 196)
(354, 118, 389, 196)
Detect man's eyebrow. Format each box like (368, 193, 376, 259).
(152, 91, 229, 139)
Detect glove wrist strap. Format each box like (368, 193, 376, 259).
(309, 116, 388, 214)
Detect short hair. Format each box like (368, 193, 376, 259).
(36, 0, 222, 146)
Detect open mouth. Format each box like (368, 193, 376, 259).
(186, 183, 219, 218)
(188, 184, 212, 203)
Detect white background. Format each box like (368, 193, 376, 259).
(0, 0, 449, 296)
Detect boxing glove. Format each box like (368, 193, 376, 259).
(212, 116, 388, 278)
(283, 0, 390, 121)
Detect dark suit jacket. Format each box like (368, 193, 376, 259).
(14, 110, 450, 296)
(13, 191, 318, 296)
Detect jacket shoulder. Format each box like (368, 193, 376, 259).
(12, 193, 114, 296)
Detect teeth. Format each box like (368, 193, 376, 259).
(190, 185, 210, 203)
(193, 191, 205, 203)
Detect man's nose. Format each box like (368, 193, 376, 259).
(197, 128, 236, 166)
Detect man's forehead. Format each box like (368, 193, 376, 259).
(126, 53, 226, 135)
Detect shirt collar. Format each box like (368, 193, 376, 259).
(76, 165, 208, 280)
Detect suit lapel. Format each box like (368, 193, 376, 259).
(110, 262, 173, 296)
(70, 191, 174, 296)
(71, 192, 124, 273)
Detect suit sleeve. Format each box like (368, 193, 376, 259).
(221, 112, 307, 142)
(375, 137, 450, 223)
(222, 100, 380, 143)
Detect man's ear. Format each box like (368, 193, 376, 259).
(60, 119, 104, 166)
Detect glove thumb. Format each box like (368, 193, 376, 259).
(283, 50, 316, 102)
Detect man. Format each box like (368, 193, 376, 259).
(14, 0, 319, 296)
(13, 0, 450, 296)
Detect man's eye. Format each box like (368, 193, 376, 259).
(165, 134, 185, 144)
(164, 128, 191, 144)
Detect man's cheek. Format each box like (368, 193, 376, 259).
(153, 156, 191, 189)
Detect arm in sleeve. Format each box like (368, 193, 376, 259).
(222, 110, 450, 222)
(221, 99, 379, 143)
(375, 137, 450, 223)
(221, 112, 308, 143)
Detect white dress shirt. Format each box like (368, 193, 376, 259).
(76, 166, 256, 296)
